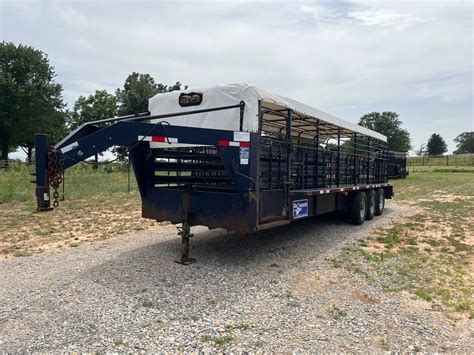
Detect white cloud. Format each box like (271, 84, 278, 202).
(347, 9, 426, 30)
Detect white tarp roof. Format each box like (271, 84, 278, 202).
(148, 83, 387, 142)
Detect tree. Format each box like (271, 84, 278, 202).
(358, 112, 411, 152)
(0, 42, 66, 162)
(69, 90, 117, 168)
(116, 72, 187, 115)
(426, 133, 448, 156)
(19, 109, 67, 164)
(414, 143, 427, 157)
(453, 132, 474, 154)
(113, 72, 187, 160)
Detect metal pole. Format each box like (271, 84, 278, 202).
(286, 109, 292, 185)
(353, 134, 357, 185)
(315, 119, 320, 188)
(337, 129, 341, 187)
(34, 134, 52, 212)
(366, 138, 370, 184)
(127, 152, 131, 193)
(285, 110, 292, 216)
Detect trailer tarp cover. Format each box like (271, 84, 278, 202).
(148, 83, 387, 142)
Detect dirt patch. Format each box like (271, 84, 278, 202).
(0, 193, 161, 259)
(431, 192, 474, 203)
(349, 290, 381, 305)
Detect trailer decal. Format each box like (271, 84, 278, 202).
(233, 131, 250, 142)
(138, 135, 178, 143)
(293, 199, 308, 219)
(239, 147, 250, 165)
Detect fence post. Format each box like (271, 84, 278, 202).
(446, 155, 448, 166)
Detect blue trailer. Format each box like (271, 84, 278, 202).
(34, 84, 393, 264)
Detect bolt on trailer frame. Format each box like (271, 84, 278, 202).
(34, 84, 393, 264)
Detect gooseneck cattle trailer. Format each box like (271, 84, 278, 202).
(34, 84, 393, 264)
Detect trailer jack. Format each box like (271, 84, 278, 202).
(176, 222, 196, 265)
(175, 185, 196, 265)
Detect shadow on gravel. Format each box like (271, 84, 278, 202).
(84, 207, 395, 292)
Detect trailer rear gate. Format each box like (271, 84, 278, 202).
(35, 84, 393, 263)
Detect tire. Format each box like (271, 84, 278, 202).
(375, 188, 385, 216)
(350, 191, 367, 225)
(366, 189, 376, 220)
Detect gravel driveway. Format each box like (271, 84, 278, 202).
(1, 201, 472, 352)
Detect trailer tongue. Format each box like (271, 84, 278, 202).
(34, 83, 393, 264)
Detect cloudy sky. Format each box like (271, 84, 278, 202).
(1, 0, 473, 155)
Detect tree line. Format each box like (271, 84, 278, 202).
(1, 42, 473, 164)
(357, 112, 473, 156)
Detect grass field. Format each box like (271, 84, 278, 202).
(0, 162, 153, 257)
(333, 169, 474, 318)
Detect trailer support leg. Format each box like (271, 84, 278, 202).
(175, 185, 196, 265)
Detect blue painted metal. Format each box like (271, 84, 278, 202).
(34, 133, 52, 212)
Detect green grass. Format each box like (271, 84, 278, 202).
(376, 226, 404, 248)
(201, 335, 233, 346)
(391, 170, 474, 201)
(142, 300, 154, 308)
(331, 305, 347, 320)
(0, 161, 137, 204)
(415, 289, 432, 302)
(114, 338, 125, 346)
(226, 323, 251, 331)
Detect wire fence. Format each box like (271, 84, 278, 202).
(0, 159, 137, 204)
(408, 154, 474, 167)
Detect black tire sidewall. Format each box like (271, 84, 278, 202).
(350, 191, 367, 225)
(366, 189, 376, 220)
(375, 188, 385, 216)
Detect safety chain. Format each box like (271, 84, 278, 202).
(47, 147, 63, 208)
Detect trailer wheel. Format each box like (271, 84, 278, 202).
(375, 188, 385, 216)
(350, 191, 367, 225)
(366, 189, 376, 220)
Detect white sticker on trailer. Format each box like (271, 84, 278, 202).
(239, 147, 250, 165)
(233, 131, 250, 142)
(60, 142, 78, 153)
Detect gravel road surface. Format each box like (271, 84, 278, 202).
(1, 201, 472, 352)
